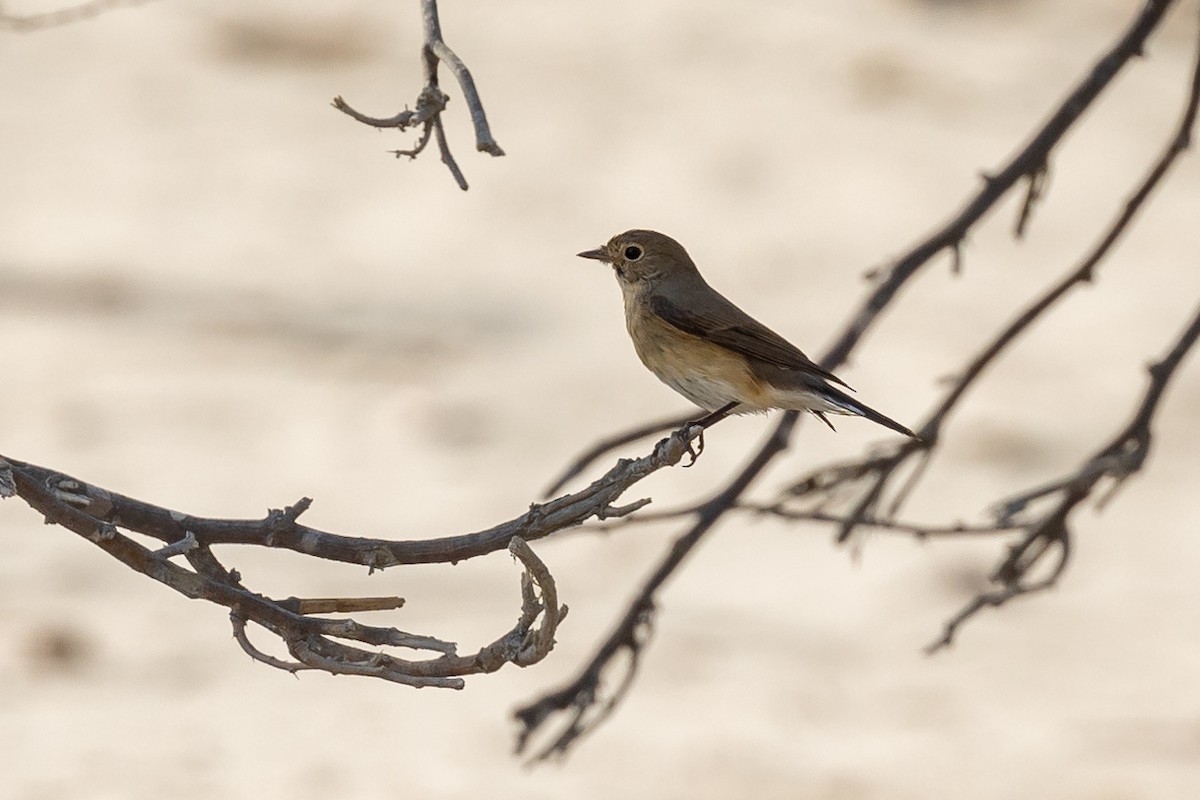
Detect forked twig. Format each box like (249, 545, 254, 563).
(515, 415, 798, 761)
(332, 0, 503, 189)
(927, 295, 1200, 651)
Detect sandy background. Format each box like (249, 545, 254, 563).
(3, 0, 1200, 797)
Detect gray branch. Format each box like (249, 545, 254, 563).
(332, 0, 504, 190)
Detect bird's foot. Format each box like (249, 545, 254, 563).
(678, 423, 705, 467)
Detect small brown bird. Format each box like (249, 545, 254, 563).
(578, 229, 916, 438)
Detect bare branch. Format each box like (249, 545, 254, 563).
(740, 502, 1023, 540)
(392, 120, 435, 160)
(0, 425, 704, 571)
(231, 614, 312, 675)
(824, 0, 1177, 370)
(0, 423, 711, 691)
(928, 296, 1200, 650)
(924, 532, 1070, 655)
(543, 410, 698, 497)
(768, 1, 1200, 551)
(0, 455, 590, 689)
(1014, 164, 1051, 239)
(431, 114, 468, 191)
(332, 0, 503, 190)
(514, 414, 799, 761)
(428, 39, 504, 156)
(508, 537, 566, 667)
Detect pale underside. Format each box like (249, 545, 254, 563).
(622, 286, 855, 416)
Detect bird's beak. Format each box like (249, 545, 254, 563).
(576, 247, 609, 263)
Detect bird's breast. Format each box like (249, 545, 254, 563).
(622, 292, 769, 412)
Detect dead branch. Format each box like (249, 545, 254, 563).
(0, 425, 709, 690)
(514, 415, 798, 761)
(765, 0, 1200, 564)
(543, 410, 698, 497)
(927, 295, 1200, 652)
(332, 0, 504, 190)
(1, 425, 701, 570)
(721, 0, 1200, 649)
(830, 0, 1177, 368)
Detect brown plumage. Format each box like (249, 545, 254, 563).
(578, 229, 916, 438)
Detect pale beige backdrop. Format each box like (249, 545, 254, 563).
(2, 1, 1199, 798)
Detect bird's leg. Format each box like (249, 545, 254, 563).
(679, 401, 739, 467)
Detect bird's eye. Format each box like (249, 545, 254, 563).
(623, 245, 643, 261)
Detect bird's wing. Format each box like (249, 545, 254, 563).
(648, 292, 851, 389)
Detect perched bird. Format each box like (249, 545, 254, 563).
(578, 229, 916, 438)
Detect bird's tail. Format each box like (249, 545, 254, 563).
(816, 383, 918, 439)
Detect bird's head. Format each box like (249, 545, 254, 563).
(577, 229, 698, 287)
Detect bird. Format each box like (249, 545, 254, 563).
(577, 229, 916, 442)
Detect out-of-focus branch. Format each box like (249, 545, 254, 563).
(0, 0, 151, 30)
(828, 0, 1177, 368)
(713, 2, 1200, 650)
(926, 295, 1200, 652)
(768, 1, 1200, 546)
(574, 499, 1022, 539)
(332, 0, 503, 190)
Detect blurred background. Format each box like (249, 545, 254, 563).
(2, 0, 1199, 797)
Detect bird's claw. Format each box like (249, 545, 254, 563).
(680, 424, 705, 467)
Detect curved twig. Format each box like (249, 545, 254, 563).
(0, 455, 591, 689)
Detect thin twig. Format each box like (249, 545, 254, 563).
(514, 414, 798, 761)
(578, 498, 1020, 540)
(332, 0, 503, 189)
(825, 0, 1176, 370)
(543, 410, 698, 497)
(926, 293, 1200, 650)
(741, 502, 1023, 539)
(0, 425, 703, 571)
(231, 614, 312, 675)
(0, 0, 153, 30)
